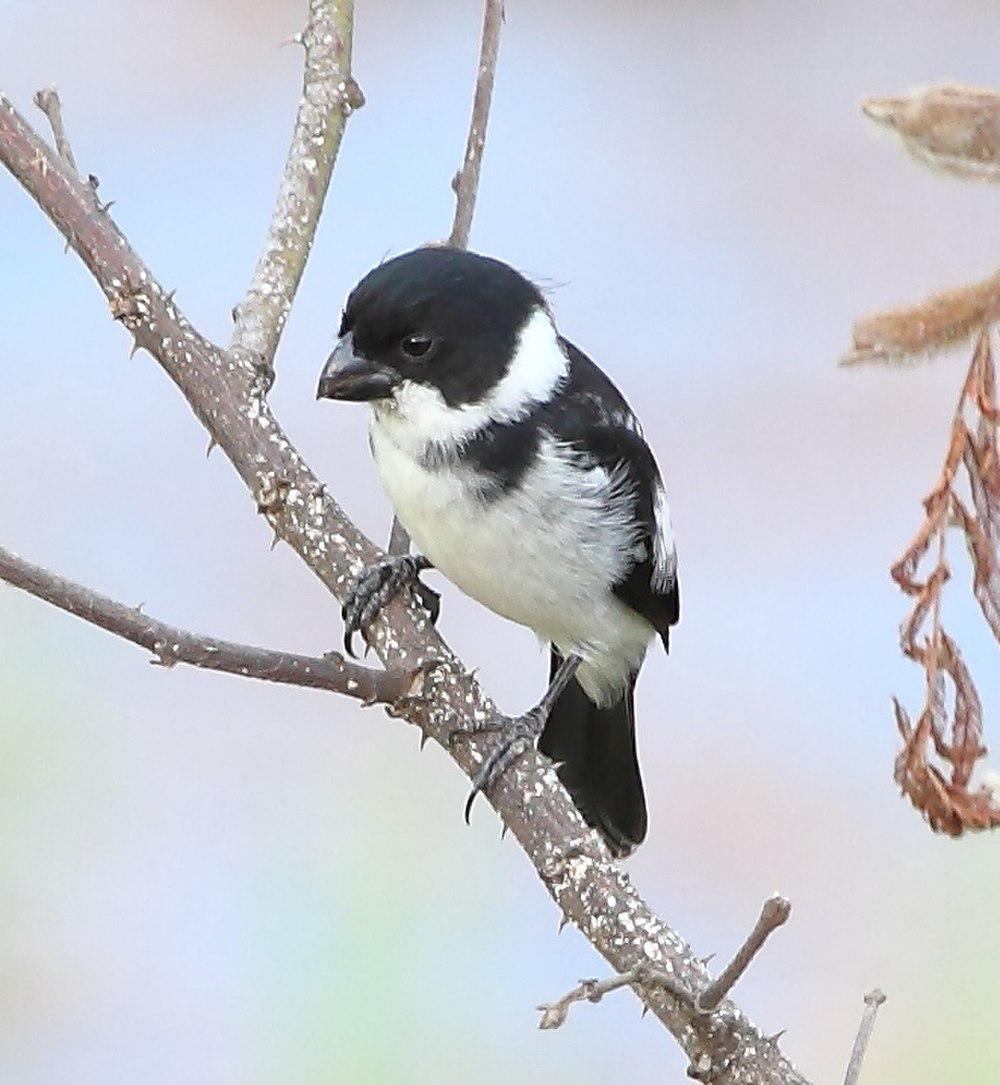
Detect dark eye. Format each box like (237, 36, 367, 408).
(400, 334, 434, 359)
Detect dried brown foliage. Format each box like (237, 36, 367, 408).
(844, 85, 1000, 368)
(862, 84, 1000, 182)
(844, 271, 1000, 366)
(891, 333, 1000, 834)
(850, 83, 1000, 833)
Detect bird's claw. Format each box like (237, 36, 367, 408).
(341, 554, 433, 657)
(461, 707, 548, 822)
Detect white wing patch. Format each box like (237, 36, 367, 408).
(650, 479, 677, 592)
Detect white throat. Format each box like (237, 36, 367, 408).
(371, 306, 568, 459)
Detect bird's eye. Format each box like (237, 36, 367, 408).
(400, 334, 434, 359)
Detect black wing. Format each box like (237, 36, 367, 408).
(541, 339, 680, 650)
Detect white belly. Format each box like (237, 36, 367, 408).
(369, 416, 653, 703)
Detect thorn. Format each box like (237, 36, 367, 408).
(231, 304, 239, 323)
(270, 529, 281, 551)
(765, 1029, 787, 1045)
(419, 729, 431, 751)
(206, 436, 217, 457)
(87, 173, 100, 192)
(128, 339, 140, 359)
(97, 198, 116, 214)
(500, 822, 508, 839)
(641, 1004, 649, 1018)
(558, 914, 570, 933)
(699, 953, 716, 967)
(341, 76, 366, 113)
(165, 288, 177, 304)
(134, 601, 146, 613)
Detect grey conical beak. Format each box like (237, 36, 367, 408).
(317, 333, 397, 402)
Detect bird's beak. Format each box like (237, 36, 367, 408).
(316, 333, 397, 402)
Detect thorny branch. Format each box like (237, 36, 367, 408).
(0, 546, 410, 703)
(847, 83, 1000, 835)
(388, 0, 504, 556)
(230, 0, 362, 368)
(536, 892, 791, 1070)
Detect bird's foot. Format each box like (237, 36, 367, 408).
(458, 705, 550, 823)
(456, 652, 582, 820)
(342, 554, 437, 656)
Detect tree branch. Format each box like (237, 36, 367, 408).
(0, 546, 409, 703)
(537, 965, 695, 1030)
(33, 86, 76, 169)
(230, 0, 362, 367)
(696, 895, 791, 1013)
(0, 56, 809, 1085)
(448, 0, 503, 248)
(842, 989, 886, 1085)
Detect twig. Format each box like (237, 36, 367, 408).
(33, 86, 76, 168)
(0, 82, 809, 1084)
(842, 989, 886, 1085)
(387, 0, 505, 555)
(230, 0, 362, 366)
(448, 0, 504, 248)
(537, 966, 695, 1030)
(696, 895, 792, 1013)
(0, 546, 409, 704)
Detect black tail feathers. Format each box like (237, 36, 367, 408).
(538, 650, 647, 856)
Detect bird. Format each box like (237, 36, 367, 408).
(317, 246, 679, 856)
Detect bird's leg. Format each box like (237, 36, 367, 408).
(342, 554, 439, 656)
(461, 652, 582, 820)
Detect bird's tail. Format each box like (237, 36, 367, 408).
(539, 650, 647, 857)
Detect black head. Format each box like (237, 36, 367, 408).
(316, 247, 546, 406)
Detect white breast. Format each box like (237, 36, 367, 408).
(369, 420, 654, 704)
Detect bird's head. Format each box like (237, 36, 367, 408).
(317, 247, 560, 417)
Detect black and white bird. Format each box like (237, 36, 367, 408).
(317, 247, 679, 855)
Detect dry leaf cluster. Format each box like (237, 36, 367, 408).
(849, 84, 1000, 834)
(862, 84, 1000, 183)
(892, 333, 1000, 833)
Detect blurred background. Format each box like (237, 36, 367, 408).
(3, 1, 1000, 1082)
